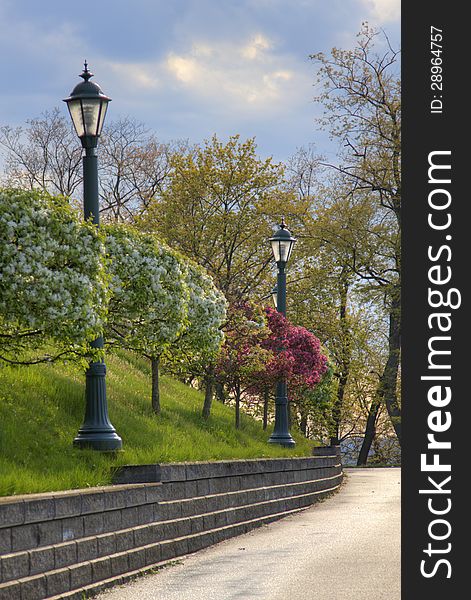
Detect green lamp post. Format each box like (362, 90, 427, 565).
(268, 218, 296, 447)
(64, 62, 122, 451)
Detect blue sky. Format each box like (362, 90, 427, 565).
(0, 0, 400, 164)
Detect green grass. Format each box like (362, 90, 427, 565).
(0, 351, 314, 496)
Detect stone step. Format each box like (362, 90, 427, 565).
(160, 463, 342, 500)
(0, 483, 340, 599)
(0, 475, 342, 586)
(161, 472, 343, 519)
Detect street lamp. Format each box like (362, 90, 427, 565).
(271, 285, 278, 309)
(268, 218, 296, 447)
(64, 62, 122, 451)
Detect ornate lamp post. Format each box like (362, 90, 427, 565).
(271, 284, 278, 309)
(268, 218, 296, 447)
(64, 62, 122, 451)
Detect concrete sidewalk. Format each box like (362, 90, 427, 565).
(97, 468, 401, 600)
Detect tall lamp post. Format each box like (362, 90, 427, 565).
(64, 62, 122, 451)
(268, 218, 296, 447)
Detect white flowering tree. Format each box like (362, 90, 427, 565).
(104, 224, 189, 413)
(0, 188, 108, 365)
(163, 260, 227, 418)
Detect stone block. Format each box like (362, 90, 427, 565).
(23, 498, 55, 524)
(102, 508, 122, 533)
(54, 541, 77, 569)
(159, 464, 186, 482)
(110, 552, 129, 576)
(112, 464, 161, 484)
(54, 494, 82, 519)
(81, 491, 105, 515)
(11, 523, 39, 552)
(83, 512, 104, 536)
(145, 484, 162, 504)
(46, 568, 70, 596)
(195, 478, 210, 497)
(37, 519, 62, 546)
(61, 517, 84, 542)
(29, 545, 55, 575)
(103, 488, 128, 511)
(91, 556, 111, 582)
(127, 547, 146, 571)
(96, 533, 116, 557)
(114, 530, 134, 553)
(0, 580, 20, 600)
(125, 487, 148, 508)
(20, 574, 46, 600)
(133, 525, 157, 547)
(69, 561, 92, 589)
(76, 537, 97, 563)
(0, 501, 24, 529)
(1, 551, 29, 580)
(0, 528, 11, 554)
(138, 503, 154, 525)
(161, 538, 188, 561)
(121, 506, 140, 528)
(144, 543, 161, 565)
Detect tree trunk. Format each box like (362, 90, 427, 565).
(263, 387, 269, 430)
(330, 274, 351, 446)
(215, 380, 225, 404)
(235, 381, 241, 429)
(202, 364, 214, 420)
(300, 412, 308, 437)
(357, 397, 381, 465)
(381, 289, 401, 444)
(151, 356, 161, 415)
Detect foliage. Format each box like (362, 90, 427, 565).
(139, 134, 307, 301)
(163, 260, 228, 378)
(104, 224, 189, 358)
(0, 188, 108, 365)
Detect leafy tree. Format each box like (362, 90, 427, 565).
(139, 134, 307, 302)
(162, 260, 227, 419)
(216, 301, 272, 428)
(0, 188, 108, 365)
(309, 23, 401, 443)
(104, 225, 189, 413)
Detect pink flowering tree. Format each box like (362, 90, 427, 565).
(251, 307, 328, 430)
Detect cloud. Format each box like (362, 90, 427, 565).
(104, 32, 310, 120)
(359, 0, 400, 23)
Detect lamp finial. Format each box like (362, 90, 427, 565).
(80, 60, 93, 82)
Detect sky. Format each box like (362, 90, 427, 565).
(0, 0, 400, 165)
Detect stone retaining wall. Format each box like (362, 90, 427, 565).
(0, 451, 342, 600)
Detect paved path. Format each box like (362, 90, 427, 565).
(98, 468, 401, 600)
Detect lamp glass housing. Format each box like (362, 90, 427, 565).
(270, 237, 295, 264)
(67, 97, 108, 139)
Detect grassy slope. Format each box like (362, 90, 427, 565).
(0, 351, 313, 496)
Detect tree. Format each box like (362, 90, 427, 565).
(104, 225, 189, 413)
(98, 117, 175, 222)
(139, 134, 308, 302)
(0, 109, 82, 197)
(216, 301, 272, 428)
(162, 261, 227, 419)
(0, 188, 108, 365)
(310, 23, 401, 443)
(0, 111, 174, 223)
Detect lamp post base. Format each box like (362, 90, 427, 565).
(73, 430, 122, 452)
(268, 432, 296, 447)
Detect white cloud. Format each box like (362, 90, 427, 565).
(160, 34, 308, 114)
(360, 0, 400, 23)
(105, 32, 310, 119)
